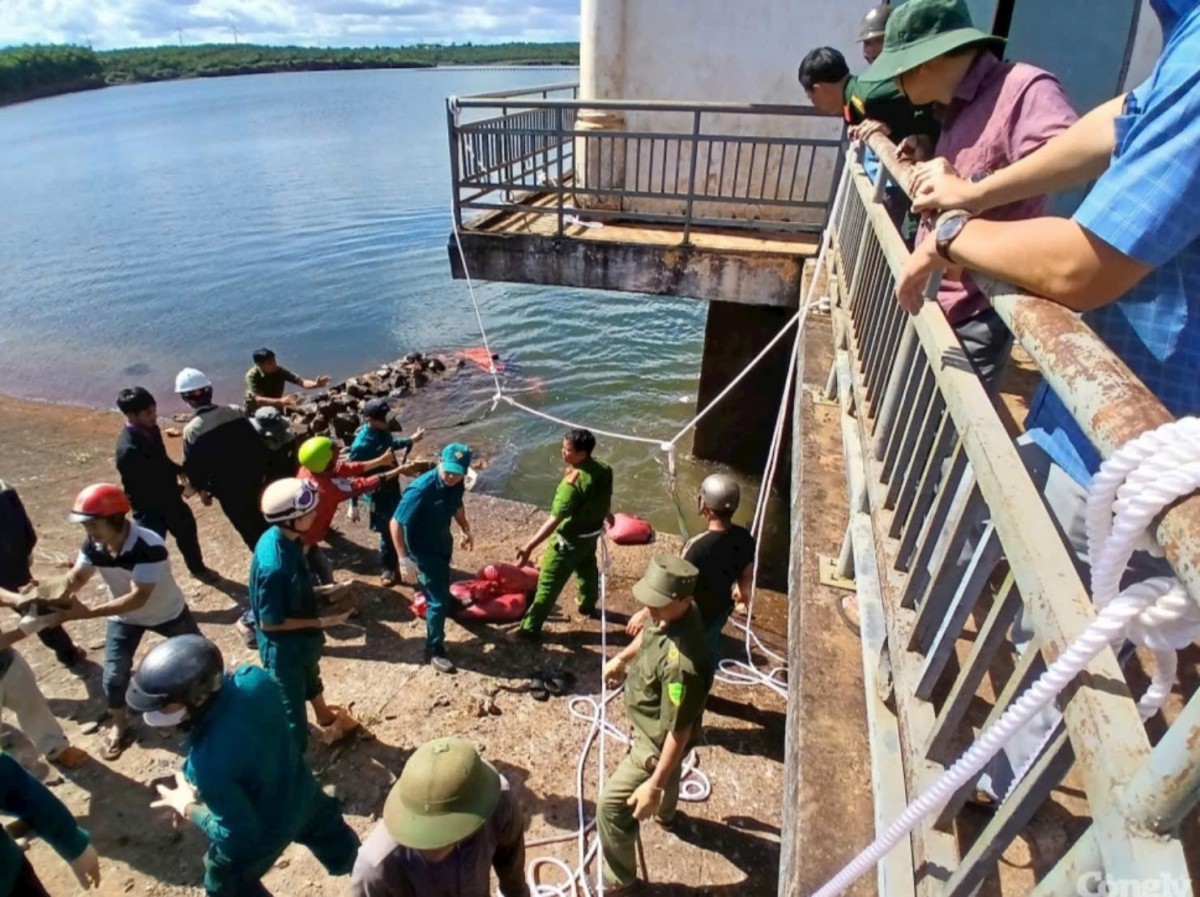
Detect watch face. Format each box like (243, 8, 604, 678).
(937, 214, 967, 242)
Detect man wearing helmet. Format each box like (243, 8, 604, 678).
(295, 435, 403, 585)
(127, 634, 359, 896)
(43, 484, 200, 760)
(175, 367, 269, 552)
(858, 4, 891, 64)
(510, 428, 614, 642)
(626, 474, 755, 668)
(250, 478, 359, 749)
(390, 443, 475, 674)
(348, 736, 529, 897)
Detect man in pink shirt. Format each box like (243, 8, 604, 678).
(861, 0, 1077, 387)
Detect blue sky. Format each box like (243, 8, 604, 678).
(0, 0, 580, 50)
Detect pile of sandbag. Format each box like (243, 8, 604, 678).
(413, 563, 540, 622)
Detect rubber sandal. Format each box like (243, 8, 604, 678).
(528, 677, 550, 702)
(101, 728, 132, 761)
(544, 671, 575, 697)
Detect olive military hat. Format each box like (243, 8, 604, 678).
(632, 554, 699, 608)
(383, 736, 502, 850)
(861, 0, 1005, 83)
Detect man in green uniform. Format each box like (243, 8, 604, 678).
(798, 45, 938, 146)
(250, 477, 357, 750)
(127, 634, 359, 896)
(244, 347, 330, 414)
(598, 554, 713, 894)
(510, 429, 613, 642)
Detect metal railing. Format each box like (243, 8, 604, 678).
(447, 83, 845, 242)
(818, 134, 1200, 894)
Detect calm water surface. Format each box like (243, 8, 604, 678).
(0, 69, 786, 544)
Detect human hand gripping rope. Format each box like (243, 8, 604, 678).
(811, 415, 1200, 897)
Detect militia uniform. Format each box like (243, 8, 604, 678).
(598, 556, 713, 889)
(842, 74, 939, 141)
(519, 456, 613, 636)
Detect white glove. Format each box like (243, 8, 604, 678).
(397, 557, 418, 583)
(603, 655, 628, 686)
(346, 503, 360, 523)
(151, 772, 198, 820)
(18, 614, 49, 636)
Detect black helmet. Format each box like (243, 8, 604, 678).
(126, 634, 225, 714)
(858, 4, 892, 41)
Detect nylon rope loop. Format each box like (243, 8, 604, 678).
(811, 416, 1200, 897)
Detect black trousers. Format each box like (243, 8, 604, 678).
(135, 499, 206, 573)
(14, 855, 52, 897)
(216, 488, 268, 552)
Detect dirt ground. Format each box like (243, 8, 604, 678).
(0, 393, 790, 896)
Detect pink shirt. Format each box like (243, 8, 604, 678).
(921, 52, 1078, 324)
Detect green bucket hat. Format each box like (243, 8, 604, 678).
(861, 0, 1005, 83)
(632, 554, 699, 608)
(383, 737, 502, 850)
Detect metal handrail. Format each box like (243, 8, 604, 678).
(453, 81, 580, 101)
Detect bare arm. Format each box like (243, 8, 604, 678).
(516, 514, 562, 565)
(390, 517, 408, 559)
(647, 725, 693, 790)
(912, 94, 1124, 214)
(734, 564, 754, 605)
(70, 583, 154, 620)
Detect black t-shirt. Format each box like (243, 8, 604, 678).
(683, 525, 756, 624)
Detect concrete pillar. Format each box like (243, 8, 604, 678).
(692, 301, 794, 473)
(577, 0, 628, 212)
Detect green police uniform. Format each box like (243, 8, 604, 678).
(519, 457, 613, 635)
(598, 603, 712, 887)
(842, 74, 939, 141)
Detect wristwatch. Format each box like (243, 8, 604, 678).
(935, 210, 973, 261)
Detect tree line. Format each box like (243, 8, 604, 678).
(0, 42, 579, 104)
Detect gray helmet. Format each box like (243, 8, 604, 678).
(126, 634, 224, 714)
(699, 473, 740, 515)
(858, 4, 892, 41)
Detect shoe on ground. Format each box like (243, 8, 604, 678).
(236, 620, 257, 649)
(48, 745, 89, 770)
(425, 650, 457, 674)
(190, 566, 220, 584)
(577, 605, 603, 621)
(380, 569, 397, 587)
(504, 627, 540, 645)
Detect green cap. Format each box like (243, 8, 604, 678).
(440, 442, 472, 476)
(383, 737, 502, 850)
(632, 554, 699, 608)
(860, 0, 1004, 82)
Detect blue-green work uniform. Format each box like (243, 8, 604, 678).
(520, 457, 613, 635)
(184, 665, 359, 896)
(392, 468, 464, 653)
(249, 526, 324, 750)
(0, 751, 90, 897)
(348, 424, 413, 573)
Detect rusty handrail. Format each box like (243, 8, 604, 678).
(862, 131, 1200, 609)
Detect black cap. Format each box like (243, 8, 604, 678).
(363, 398, 393, 420)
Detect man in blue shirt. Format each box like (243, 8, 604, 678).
(347, 399, 425, 586)
(391, 443, 474, 674)
(895, 0, 1200, 798)
(127, 634, 359, 896)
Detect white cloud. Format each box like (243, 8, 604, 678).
(0, 0, 580, 50)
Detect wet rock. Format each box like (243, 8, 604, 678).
(331, 413, 358, 441)
(429, 357, 446, 373)
(345, 380, 367, 400)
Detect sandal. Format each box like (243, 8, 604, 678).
(101, 728, 133, 760)
(544, 671, 575, 697)
(528, 676, 550, 702)
(318, 705, 362, 746)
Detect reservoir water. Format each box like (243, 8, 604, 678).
(0, 68, 787, 545)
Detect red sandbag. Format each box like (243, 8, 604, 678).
(457, 592, 528, 622)
(412, 589, 474, 619)
(450, 579, 503, 603)
(607, 513, 655, 545)
(480, 563, 540, 594)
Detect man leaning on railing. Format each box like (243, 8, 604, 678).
(892, 0, 1200, 799)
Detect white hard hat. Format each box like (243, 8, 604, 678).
(261, 477, 319, 524)
(175, 368, 212, 394)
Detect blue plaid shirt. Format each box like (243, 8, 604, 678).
(1026, 0, 1200, 485)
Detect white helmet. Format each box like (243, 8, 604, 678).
(175, 368, 212, 394)
(261, 477, 319, 524)
(699, 473, 741, 514)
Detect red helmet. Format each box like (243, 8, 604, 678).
(68, 483, 131, 522)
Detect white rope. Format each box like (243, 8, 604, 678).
(812, 416, 1200, 897)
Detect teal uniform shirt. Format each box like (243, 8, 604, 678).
(393, 468, 464, 561)
(348, 425, 413, 510)
(250, 526, 323, 649)
(0, 752, 90, 897)
(184, 666, 342, 892)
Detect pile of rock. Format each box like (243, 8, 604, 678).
(286, 352, 450, 442)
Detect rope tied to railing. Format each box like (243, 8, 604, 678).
(812, 416, 1200, 897)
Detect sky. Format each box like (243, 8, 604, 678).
(0, 0, 580, 50)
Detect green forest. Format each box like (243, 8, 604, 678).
(0, 42, 579, 105)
